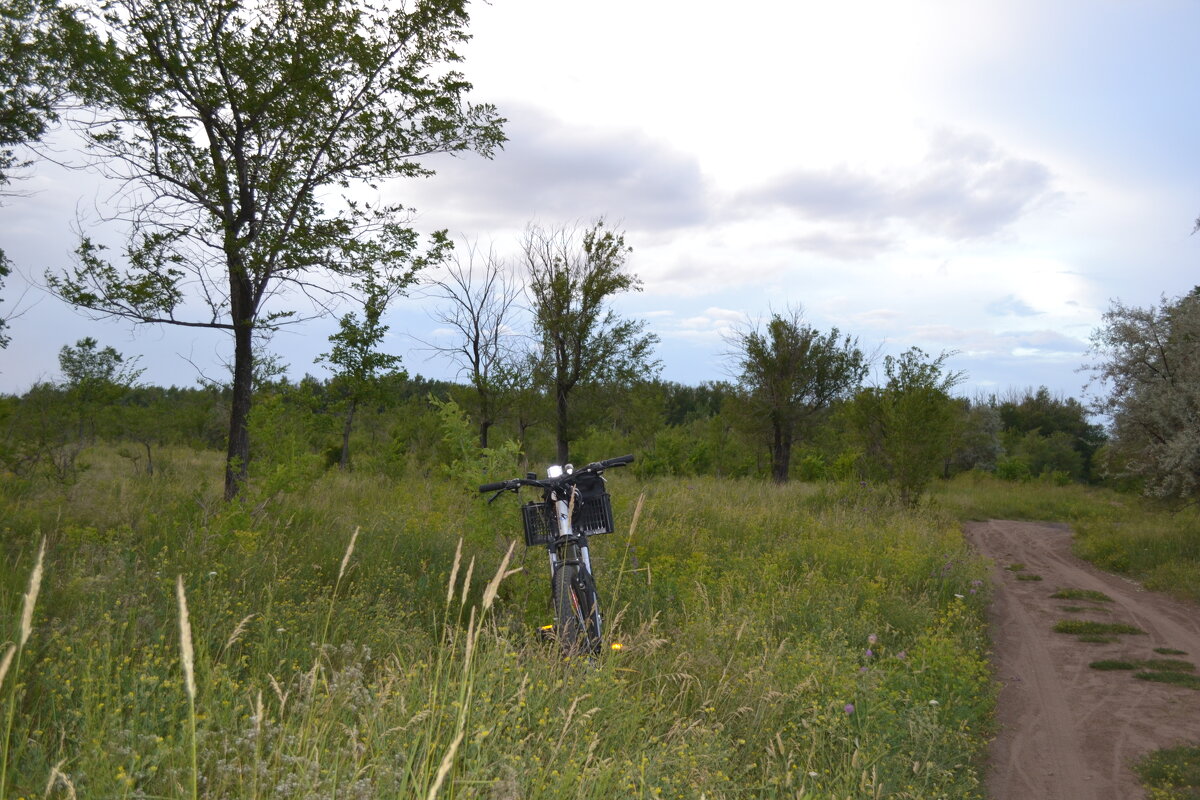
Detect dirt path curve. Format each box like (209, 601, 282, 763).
(965, 520, 1200, 800)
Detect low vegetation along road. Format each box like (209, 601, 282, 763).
(967, 520, 1200, 800)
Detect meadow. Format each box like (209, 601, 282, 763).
(2, 446, 994, 799)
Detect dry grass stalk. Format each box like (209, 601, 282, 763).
(0, 646, 14, 692)
(20, 537, 46, 647)
(176, 576, 196, 700)
(337, 526, 360, 583)
(459, 557, 475, 610)
(425, 730, 464, 800)
(445, 538, 463, 608)
(481, 540, 517, 612)
(42, 759, 77, 799)
(223, 614, 256, 654)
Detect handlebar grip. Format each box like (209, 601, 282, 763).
(602, 454, 635, 468)
(478, 481, 510, 493)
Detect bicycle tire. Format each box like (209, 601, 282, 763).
(553, 563, 601, 656)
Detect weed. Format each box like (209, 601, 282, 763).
(1135, 745, 1200, 798)
(1050, 588, 1113, 602)
(1053, 620, 1144, 636)
(1089, 660, 1136, 670)
(1135, 672, 1200, 690)
(1015, 574, 1043, 582)
(1155, 648, 1188, 656)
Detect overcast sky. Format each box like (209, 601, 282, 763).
(2, 0, 1198, 399)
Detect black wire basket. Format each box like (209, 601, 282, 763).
(521, 493, 615, 547)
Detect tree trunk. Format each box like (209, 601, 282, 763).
(555, 385, 570, 465)
(224, 318, 253, 500)
(339, 398, 357, 469)
(770, 423, 792, 484)
(479, 417, 491, 449)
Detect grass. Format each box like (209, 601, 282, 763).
(1015, 574, 1043, 581)
(1090, 659, 1194, 672)
(1135, 745, 1200, 799)
(1136, 672, 1200, 690)
(1051, 588, 1114, 602)
(1156, 648, 1189, 656)
(934, 473, 1200, 605)
(0, 446, 995, 799)
(1053, 620, 1145, 636)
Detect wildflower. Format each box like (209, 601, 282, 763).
(928, 699, 939, 706)
(865, 649, 874, 658)
(859, 666, 869, 673)
(843, 703, 855, 715)
(954, 593, 965, 599)
(867, 633, 877, 645)
(896, 650, 907, 660)
(809, 772, 819, 777)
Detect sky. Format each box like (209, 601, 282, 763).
(2, 0, 1199, 400)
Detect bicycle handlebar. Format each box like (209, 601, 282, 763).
(477, 454, 634, 493)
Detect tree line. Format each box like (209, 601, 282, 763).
(3, 0, 1194, 508)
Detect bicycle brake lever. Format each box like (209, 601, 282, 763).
(487, 489, 508, 504)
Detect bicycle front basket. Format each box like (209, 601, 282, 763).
(520, 492, 616, 547)
(521, 501, 557, 547)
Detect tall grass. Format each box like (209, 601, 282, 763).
(934, 472, 1200, 603)
(2, 446, 993, 798)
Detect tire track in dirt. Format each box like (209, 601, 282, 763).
(965, 520, 1200, 800)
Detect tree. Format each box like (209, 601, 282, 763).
(1, 0, 103, 347)
(1087, 289, 1200, 502)
(58, 335, 144, 438)
(995, 386, 1105, 480)
(524, 221, 659, 464)
(848, 347, 964, 505)
(316, 282, 403, 469)
(424, 240, 522, 448)
(46, 0, 504, 498)
(729, 309, 867, 483)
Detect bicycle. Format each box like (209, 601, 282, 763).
(479, 454, 634, 656)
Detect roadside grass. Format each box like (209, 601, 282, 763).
(1135, 745, 1200, 800)
(1051, 588, 1114, 602)
(1015, 574, 1043, 581)
(933, 473, 1200, 605)
(1053, 620, 1145, 636)
(1090, 659, 1194, 672)
(1136, 672, 1200, 690)
(0, 447, 994, 799)
(1156, 648, 1189, 656)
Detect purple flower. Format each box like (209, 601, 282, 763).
(844, 703, 855, 715)
(859, 666, 869, 673)
(896, 650, 907, 660)
(867, 633, 878, 645)
(865, 649, 874, 658)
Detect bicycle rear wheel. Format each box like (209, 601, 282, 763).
(553, 563, 601, 656)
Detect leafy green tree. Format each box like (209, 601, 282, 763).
(995, 386, 1105, 480)
(46, 0, 503, 499)
(729, 309, 867, 483)
(1087, 289, 1200, 502)
(317, 284, 404, 469)
(57, 335, 143, 439)
(1, 0, 103, 346)
(849, 347, 963, 505)
(524, 220, 659, 464)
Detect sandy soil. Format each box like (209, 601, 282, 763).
(965, 520, 1200, 800)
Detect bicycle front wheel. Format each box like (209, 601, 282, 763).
(553, 563, 601, 656)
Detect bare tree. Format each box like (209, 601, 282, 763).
(424, 240, 523, 448)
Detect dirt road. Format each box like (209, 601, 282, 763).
(965, 520, 1200, 800)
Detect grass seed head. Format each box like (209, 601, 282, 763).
(19, 537, 46, 647)
(176, 575, 196, 700)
